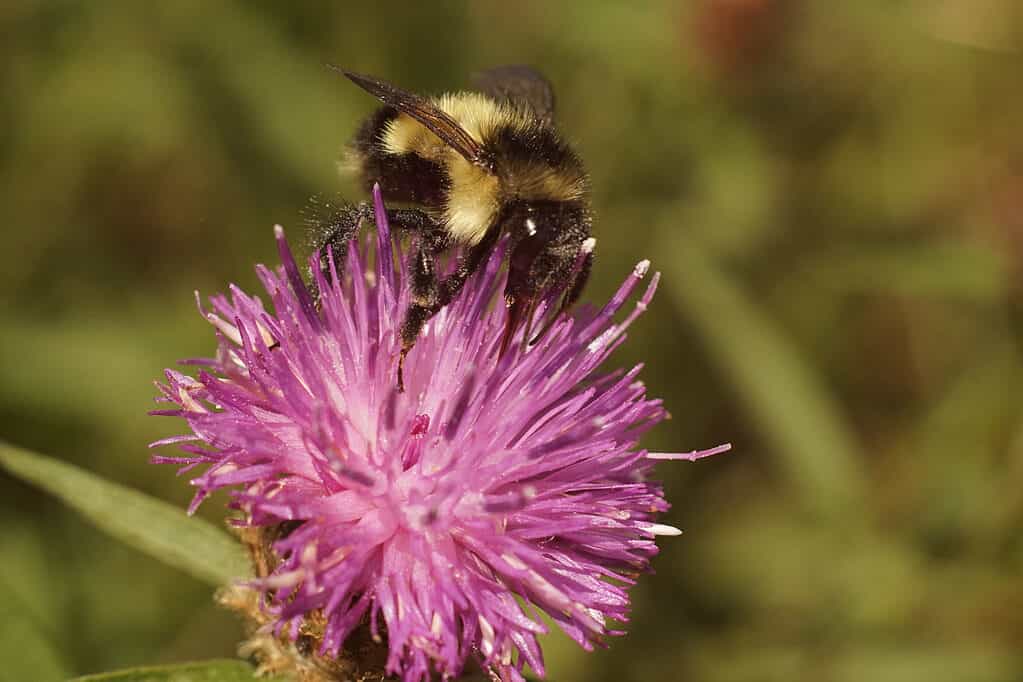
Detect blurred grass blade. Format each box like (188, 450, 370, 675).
(69, 660, 279, 682)
(0, 441, 248, 586)
(657, 233, 866, 519)
(913, 336, 1023, 546)
(789, 242, 1007, 300)
(0, 581, 68, 682)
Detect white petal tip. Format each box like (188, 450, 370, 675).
(644, 523, 683, 536)
(581, 237, 597, 254)
(273, 224, 285, 238)
(634, 260, 651, 277)
(647, 443, 732, 461)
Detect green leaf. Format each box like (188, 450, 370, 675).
(656, 233, 867, 520)
(69, 660, 276, 682)
(66, 660, 500, 682)
(0, 442, 248, 586)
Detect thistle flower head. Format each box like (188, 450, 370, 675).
(151, 186, 727, 681)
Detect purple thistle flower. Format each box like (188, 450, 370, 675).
(151, 185, 728, 682)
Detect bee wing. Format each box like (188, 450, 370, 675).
(338, 68, 488, 169)
(472, 65, 555, 123)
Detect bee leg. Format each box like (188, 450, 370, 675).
(397, 226, 500, 392)
(312, 204, 443, 280)
(386, 208, 445, 237)
(397, 239, 442, 393)
(309, 201, 373, 282)
(529, 249, 593, 345)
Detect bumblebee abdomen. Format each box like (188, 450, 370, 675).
(487, 125, 589, 205)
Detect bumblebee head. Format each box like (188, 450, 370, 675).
(498, 200, 593, 357)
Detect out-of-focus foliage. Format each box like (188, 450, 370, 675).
(68, 659, 282, 682)
(2, 1, 1023, 680)
(0, 442, 247, 587)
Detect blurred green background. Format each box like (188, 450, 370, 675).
(3, 1, 1023, 680)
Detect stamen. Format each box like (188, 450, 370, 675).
(206, 313, 243, 346)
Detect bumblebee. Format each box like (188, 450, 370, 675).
(315, 66, 594, 391)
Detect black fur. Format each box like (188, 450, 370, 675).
(490, 124, 583, 181)
(351, 106, 450, 206)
